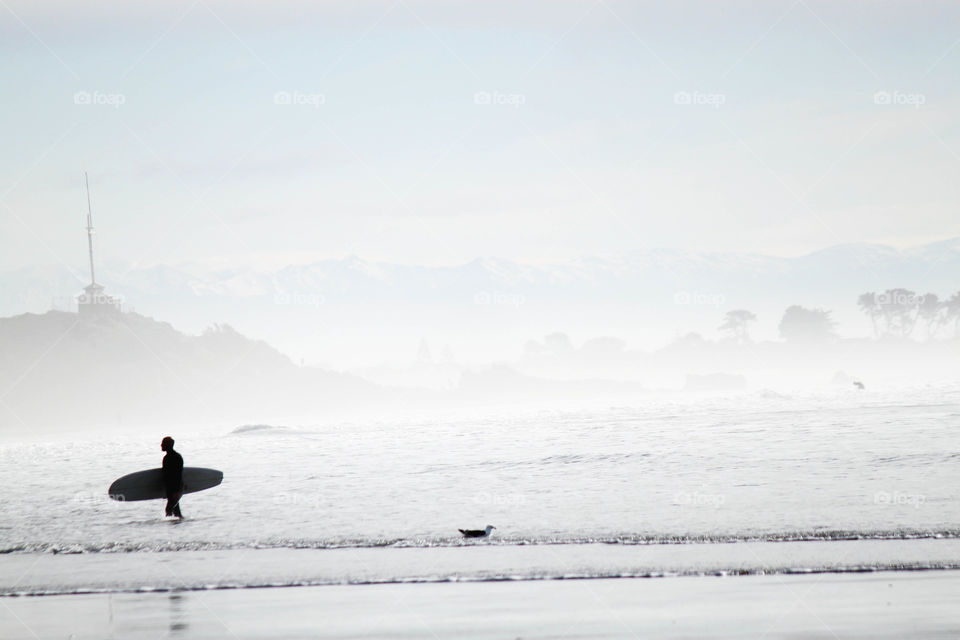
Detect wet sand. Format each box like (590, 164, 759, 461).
(3, 571, 960, 639)
(3, 538, 960, 596)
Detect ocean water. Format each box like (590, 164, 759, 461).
(1, 384, 959, 595)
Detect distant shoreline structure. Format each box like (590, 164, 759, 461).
(76, 172, 121, 319)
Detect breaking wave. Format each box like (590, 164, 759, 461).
(4, 528, 959, 556)
(6, 563, 960, 598)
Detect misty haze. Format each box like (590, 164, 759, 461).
(1, 2, 959, 639)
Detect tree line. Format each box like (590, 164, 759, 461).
(857, 289, 960, 339)
(717, 288, 960, 344)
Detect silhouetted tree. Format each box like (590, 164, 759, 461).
(417, 338, 433, 363)
(918, 293, 948, 339)
(778, 305, 836, 343)
(441, 344, 456, 363)
(876, 288, 921, 338)
(857, 292, 881, 337)
(948, 291, 960, 338)
(544, 332, 574, 354)
(858, 289, 956, 339)
(719, 309, 757, 344)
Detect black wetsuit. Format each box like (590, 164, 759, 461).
(162, 449, 184, 517)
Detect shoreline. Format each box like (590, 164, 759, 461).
(5, 526, 960, 555)
(3, 570, 959, 639)
(3, 538, 959, 598)
(3, 564, 960, 599)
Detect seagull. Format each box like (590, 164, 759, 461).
(459, 525, 496, 538)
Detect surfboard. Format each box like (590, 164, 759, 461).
(108, 467, 223, 502)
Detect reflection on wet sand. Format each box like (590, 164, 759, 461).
(169, 593, 187, 635)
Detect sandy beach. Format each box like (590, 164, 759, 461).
(3, 570, 959, 639)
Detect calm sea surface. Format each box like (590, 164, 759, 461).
(2, 385, 958, 594)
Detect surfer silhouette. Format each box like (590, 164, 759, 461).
(161, 437, 184, 518)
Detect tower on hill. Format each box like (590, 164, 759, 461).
(77, 173, 121, 318)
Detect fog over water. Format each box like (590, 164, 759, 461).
(1, 4, 959, 637)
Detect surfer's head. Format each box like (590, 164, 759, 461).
(161, 436, 175, 451)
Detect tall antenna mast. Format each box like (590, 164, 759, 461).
(85, 172, 96, 285)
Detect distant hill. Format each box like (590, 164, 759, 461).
(0, 310, 656, 432)
(2, 238, 958, 365)
(0, 311, 378, 431)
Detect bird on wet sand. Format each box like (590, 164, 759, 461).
(459, 525, 496, 538)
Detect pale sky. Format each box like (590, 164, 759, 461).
(2, 0, 960, 272)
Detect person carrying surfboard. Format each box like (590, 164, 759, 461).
(160, 437, 184, 518)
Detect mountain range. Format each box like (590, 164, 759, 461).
(2, 238, 958, 365)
